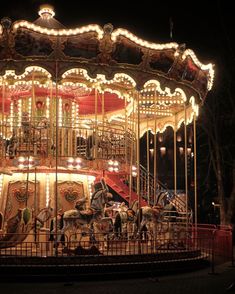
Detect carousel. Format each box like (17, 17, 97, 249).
(0, 5, 215, 263)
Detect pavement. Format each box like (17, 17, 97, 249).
(0, 260, 234, 294)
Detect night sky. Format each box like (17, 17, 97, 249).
(0, 0, 234, 69)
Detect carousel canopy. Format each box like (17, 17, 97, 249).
(0, 5, 214, 135)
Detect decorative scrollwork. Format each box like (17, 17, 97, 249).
(64, 188, 79, 203)
(13, 185, 31, 202)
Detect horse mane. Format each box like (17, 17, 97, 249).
(91, 188, 104, 202)
(130, 199, 139, 213)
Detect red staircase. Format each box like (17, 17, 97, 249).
(104, 173, 147, 206)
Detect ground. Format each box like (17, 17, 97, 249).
(0, 261, 234, 294)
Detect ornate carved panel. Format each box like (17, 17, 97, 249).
(14, 29, 53, 57)
(149, 51, 174, 73)
(57, 181, 85, 212)
(5, 180, 39, 220)
(63, 33, 99, 59)
(112, 38, 143, 65)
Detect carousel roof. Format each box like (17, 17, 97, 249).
(0, 5, 215, 134)
(0, 5, 214, 98)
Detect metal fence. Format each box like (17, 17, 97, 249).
(0, 225, 233, 272)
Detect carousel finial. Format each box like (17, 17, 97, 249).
(38, 4, 55, 19)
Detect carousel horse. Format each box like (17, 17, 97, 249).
(6, 130, 19, 158)
(49, 198, 87, 247)
(0, 208, 32, 248)
(49, 209, 66, 247)
(0, 204, 53, 248)
(35, 203, 54, 230)
(136, 204, 165, 240)
(114, 200, 138, 240)
(60, 179, 113, 240)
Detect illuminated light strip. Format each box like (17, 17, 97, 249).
(62, 69, 136, 93)
(108, 114, 125, 122)
(45, 174, 50, 207)
(140, 99, 183, 106)
(13, 21, 104, 39)
(140, 122, 176, 137)
(156, 123, 175, 134)
(10, 101, 14, 131)
(140, 110, 172, 116)
(2, 66, 51, 79)
(7, 80, 51, 89)
(76, 104, 79, 127)
(142, 80, 188, 102)
(58, 97, 62, 127)
(142, 80, 165, 95)
(62, 68, 88, 78)
(18, 99, 22, 127)
(182, 49, 214, 90)
(0, 174, 3, 198)
(111, 28, 178, 50)
(177, 118, 185, 129)
(87, 175, 95, 199)
(189, 96, 199, 116)
(62, 69, 136, 88)
(174, 88, 187, 102)
(62, 68, 97, 83)
(72, 101, 76, 127)
(102, 88, 126, 100)
(60, 81, 91, 92)
(140, 107, 171, 113)
(113, 73, 136, 88)
(46, 96, 50, 119)
(28, 97, 32, 117)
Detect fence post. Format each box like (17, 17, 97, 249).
(209, 229, 216, 275)
(231, 226, 234, 267)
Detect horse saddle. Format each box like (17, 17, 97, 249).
(80, 208, 94, 216)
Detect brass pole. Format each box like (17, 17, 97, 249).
(184, 104, 188, 231)
(193, 113, 198, 228)
(31, 72, 35, 119)
(1, 78, 5, 157)
(137, 91, 140, 206)
(124, 95, 128, 167)
(102, 92, 105, 150)
(49, 81, 53, 155)
(174, 117, 177, 196)
(55, 60, 59, 256)
(129, 95, 134, 204)
(154, 89, 157, 205)
(147, 116, 150, 204)
(94, 88, 98, 159)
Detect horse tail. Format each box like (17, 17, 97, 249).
(130, 199, 138, 213)
(114, 213, 122, 234)
(49, 219, 54, 241)
(100, 177, 109, 192)
(136, 207, 142, 228)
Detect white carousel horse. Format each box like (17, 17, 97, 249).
(35, 205, 53, 230)
(60, 179, 113, 238)
(136, 204, 165, 241)
(114, 200, 138, 240)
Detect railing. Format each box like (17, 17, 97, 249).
(0, 118, 136, 162)
(0, 226, 233, 273)
(138, 164, 190, 215)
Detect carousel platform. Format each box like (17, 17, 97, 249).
(0, 247, 210, 281)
